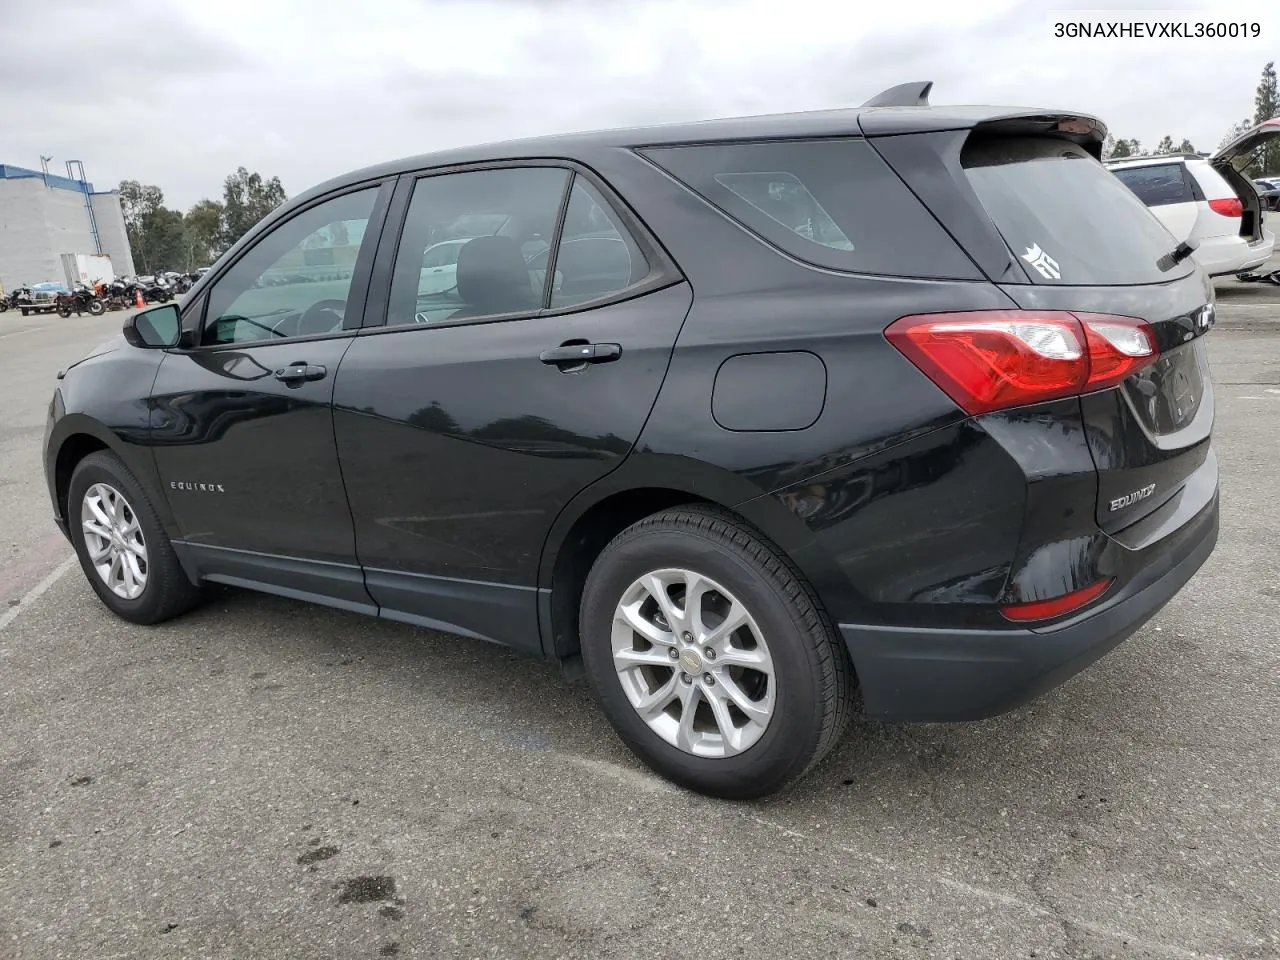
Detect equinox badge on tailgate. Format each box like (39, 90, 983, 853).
(1110, 483, 1156, 511)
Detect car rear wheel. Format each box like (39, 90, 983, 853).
(579, 505, 853, 800)
(68, 451, 202, 625)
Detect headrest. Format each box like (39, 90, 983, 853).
(455, 235, 537, 315)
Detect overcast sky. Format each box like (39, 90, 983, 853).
(3, 0, 1275, 209)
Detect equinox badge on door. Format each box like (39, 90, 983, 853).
(1110, 483, 1156, 511)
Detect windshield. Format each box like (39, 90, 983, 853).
(963, 137, 1194, 286)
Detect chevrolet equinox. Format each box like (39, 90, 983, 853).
(44, 82, 1219, 799)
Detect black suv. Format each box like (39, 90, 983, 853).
(44, 82, 1218, 799)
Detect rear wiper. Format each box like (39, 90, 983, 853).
(1156, 241, 1197, 272)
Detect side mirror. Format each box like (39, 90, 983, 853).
(123, 304, 184, 349)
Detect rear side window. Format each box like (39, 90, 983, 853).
(527, 176, 652, 309)
(962, 137, 1193, 286)
(641, 138, 978, 279)
(1111, 163, 1194, 206)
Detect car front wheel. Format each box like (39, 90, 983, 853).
(579, 505, 853, 800)
(67, 451, 202, 624)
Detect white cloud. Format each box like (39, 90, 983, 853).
(1, 0, 1275, 209)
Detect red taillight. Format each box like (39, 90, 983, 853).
(885, 310, 1158, 415)
(1208, 197, 1243, 218)
(1077, 313, 1158, 391)
(1000, 578, 1114, 623)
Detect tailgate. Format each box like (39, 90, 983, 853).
(951, 133, 1217, 532)
(1079, 316, 1213, 531)
(996, 274, 1215, 532)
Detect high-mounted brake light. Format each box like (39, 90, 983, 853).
(884, 310, 1158, 415)
(1000, 578, 1114, 622)
(1207, 197, 1243, 218)
(1056, 119, 1093, 135)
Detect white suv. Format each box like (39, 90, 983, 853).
(1106, 119, 1280, 277)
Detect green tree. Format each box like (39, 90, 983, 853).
(1254, 60, 1278, 174)
(220, 167, 287, 248)
(183, 199, 225, 269)
(1220, 117, 1255, 154)
(1155, 135, 1176, 155)
(1107, 138, 1142, 159)
(1177, 138, 1197, 154)
(137, 208, 188, 274)
(117, 180, 164, 269)
(117, 181, 190, 274)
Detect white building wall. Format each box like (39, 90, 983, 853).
(38, 186, 96, 279)
(0, 178, 135, 293)
(0, 178, 60, 291)
(90, 191, 136, 278)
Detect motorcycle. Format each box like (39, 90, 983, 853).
(98, 278, 132, 311)
(139, 277, 174, 303)
(4, 285, 39, 316)
(159, 271, 191, 294)
(55, 284, 106, 317)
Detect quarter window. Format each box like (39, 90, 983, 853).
(386, 167, 569, 327)
(642, 138, 976, 278)
(203, 188, 378, 346)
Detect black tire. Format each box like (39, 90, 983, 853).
(88, 298, 106, 316)
(67, 450, 203, 625)
(20, 308, 29, 316)
(57, 306, 72, 318)
(579, 504, 853, 800)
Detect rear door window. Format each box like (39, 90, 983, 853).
(1111, 163, 1195, 206)
(641, 138, 979, 279)
(528, 176, 652, 309)
(962, 137, 1193, 286)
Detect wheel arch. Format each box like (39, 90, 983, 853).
(48, 415, 178, 538)
(536, 454, 854, 659)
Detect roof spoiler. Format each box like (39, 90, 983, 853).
(860, 81, 933, 109)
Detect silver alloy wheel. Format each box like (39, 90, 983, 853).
(611, 568, 776, 758)
(80, 482, 149, 600)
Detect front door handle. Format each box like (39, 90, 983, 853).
(539, 342, 622, 366)
(274, 362, 327, 385)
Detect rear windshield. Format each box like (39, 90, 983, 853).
(962, 137, 1193, 286)
(642, 138, 979, 280)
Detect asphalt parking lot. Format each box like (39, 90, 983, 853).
(2, 267, 1279, 960)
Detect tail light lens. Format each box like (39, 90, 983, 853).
(1208, 197, 1243, 218)
(1001, 578, 1114, 622)
(885, 310, 1157, 415)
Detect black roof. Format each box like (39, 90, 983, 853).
(296, 81, 1105, 203)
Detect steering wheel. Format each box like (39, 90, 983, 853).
(297, 299, 347, 336)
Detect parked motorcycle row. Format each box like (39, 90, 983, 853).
(0, 271, 203, 317)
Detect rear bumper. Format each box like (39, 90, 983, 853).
(840, 487, 1218, 723)
(1194, 231, 1275, 276)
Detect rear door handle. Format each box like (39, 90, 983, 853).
(274, 362, 327, 384)
(539, 342, 622, 365)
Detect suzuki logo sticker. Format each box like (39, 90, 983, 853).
(1021, 243, 1062, 280)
